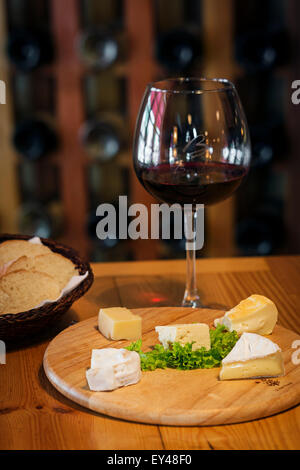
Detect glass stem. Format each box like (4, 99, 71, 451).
(182, 209, 202, 308)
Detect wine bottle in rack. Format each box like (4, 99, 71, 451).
(80, 113, 124, 161)
(236, 200, 285, 256)
(236, 75, 284, 125)
(160, 236, 186, 259)
(88, 208, 131, 262)
(87, 163, 127, 208)
(88, 204, 120, 261)
(78, 28, 125, 69)
(18, 160, 60, 203)
(84, 73, 126, 116)
(12, 72, 56, 126)
(155, 29, 200, 72)
(13, 117, 58, 160)
(250, 121, 288, 168)
(6, 29, 54, 71)
(235, 29, 288, 72)
(159, 215, 186, 259)
(80, 0, 123, 29)
(234, 0, 285, 32)
(17, 199, 63, 239)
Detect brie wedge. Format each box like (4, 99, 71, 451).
(86, 348, 141, 391)
(214, 295, 278, 335)
(219, 332, 285, 380)
(155, 323, 211, 351)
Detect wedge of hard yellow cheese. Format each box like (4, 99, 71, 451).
(98, 307, 142, 341)
(214, 294, 278, 335)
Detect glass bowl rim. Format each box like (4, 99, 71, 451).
(147, 77, 235, 94)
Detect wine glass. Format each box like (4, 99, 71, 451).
(133, 78, 251, 307)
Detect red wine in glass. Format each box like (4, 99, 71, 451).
(136, 161, 248, 206)
(133, 78, 251, 307)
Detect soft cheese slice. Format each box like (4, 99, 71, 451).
(155, 323, 211, 351)
(219, 332, 285, 380)
(86, 348, 141, 391)
(214, 295, 278, 335)
(91, 347, 127, 369)
(98, 307, 142, 341)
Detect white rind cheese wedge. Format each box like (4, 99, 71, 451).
(98, 307, 142, 341)
(86, 348, 141, 391)
(219, 332, 285, 380)
(155, 323, 211, 351)
(214, 295, 278, 335)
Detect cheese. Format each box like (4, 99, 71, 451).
(214, 295, 278, 335)
(219, 332, 285, 380)
(91, 347, 129, 369)
(86, 348, 141, 391)
(155, 323, 211, 351)
(98, 307, 142, 341)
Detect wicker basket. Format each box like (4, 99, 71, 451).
(0, 234, 94, 342)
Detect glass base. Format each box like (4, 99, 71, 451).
(181, 291, 229, 310)
(182, 291, 202, 308)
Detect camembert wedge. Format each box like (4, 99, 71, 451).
(86, 348, 141, 391)
(155, 323, 211, 351)
(219, 332, 285, 380)
(214, 295, 278, 335)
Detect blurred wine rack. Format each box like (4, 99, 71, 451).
(233, 0, 295, 257)
(0, 0, 299, 261)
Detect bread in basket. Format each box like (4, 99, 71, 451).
(0, 234, 94, 342)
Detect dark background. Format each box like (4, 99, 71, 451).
(0, 0, 299, 262)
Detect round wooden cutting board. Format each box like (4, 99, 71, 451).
(43, 307, 300, 426)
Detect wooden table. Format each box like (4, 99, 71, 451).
(1, 256, 300, 450)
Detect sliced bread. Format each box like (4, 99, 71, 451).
(0, 289, 10, 314)
(0, 240, 51, 266)
(7, 253, 77, 290)
(0, 270, 61, 314)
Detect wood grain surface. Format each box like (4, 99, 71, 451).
(43, 308, 300, 426)
(0, 256, 300, 449)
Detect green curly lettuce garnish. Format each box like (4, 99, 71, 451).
(126, 325, 238, 371)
